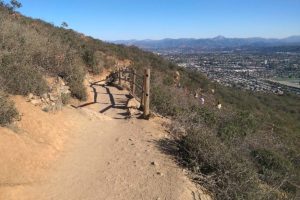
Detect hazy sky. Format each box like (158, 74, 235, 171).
(15, 0, 300, 40)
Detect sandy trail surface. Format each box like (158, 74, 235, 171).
(0, 83, 210, 200)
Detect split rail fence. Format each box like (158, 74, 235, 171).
(116, 68, 151, 118)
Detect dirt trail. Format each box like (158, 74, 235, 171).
(0, 83, 210, 200)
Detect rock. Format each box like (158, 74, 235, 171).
(157, 172, 164, 176)
(126, 98, 140, 109)
(42, 105, 50, 112)
(30, 99, 42, 106)
(28, 93, 34, 100)
(58, 77, 66, 86)
(60, 85, 71, 94)
(126, 98, 141, 117)
(49, 93, 59, 101)
(151, 161, 158, 166)
(42, 93, 48, 99)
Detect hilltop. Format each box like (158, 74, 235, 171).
(1, 1, 300, 199)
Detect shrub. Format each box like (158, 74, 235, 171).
(82, 49, 96, 68)
(0, 56, 48, 95)
(251, 149, 292, 173)
(61, 93, 71, 105)
(179, 127, 264, 200)
(151, 86, 179, 116)
(0, 91, 18, 126)
(218, 111, 257, 141)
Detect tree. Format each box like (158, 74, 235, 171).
(61, 22, 68, 28)
(10, 0, 22, 10)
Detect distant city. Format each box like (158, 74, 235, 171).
(115, 36, 300, 95)
(164, 51, 300, 95)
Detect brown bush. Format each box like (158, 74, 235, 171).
(0, 91, 18, 126)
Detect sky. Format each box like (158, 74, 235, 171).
(11, 0, 300, 41)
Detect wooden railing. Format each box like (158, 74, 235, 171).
(116, 68, 151, 118)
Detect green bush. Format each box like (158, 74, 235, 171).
(0, 91, 18, 126)
(218, 111, 257, 141)
(252, 149, 292, 173)
(151, 86, 179, 116)
(61, 93, 71, 105)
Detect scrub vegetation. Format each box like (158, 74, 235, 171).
(1, 1, 299, 199)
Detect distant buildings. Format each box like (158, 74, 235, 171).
(164, 52, 300, 95)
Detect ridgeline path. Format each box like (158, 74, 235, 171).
(0, 83, 210, 200)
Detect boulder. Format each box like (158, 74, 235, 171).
(28, 93, 34, 100)
(126, 98, 140, 109)
(30, 99, 42, 106)
(57, 77, 66, 86)
(42, 93, 48, 99)
(60, 85, 71, 94)
(49, 93, 59, 101)
(126, 98, 141, 117)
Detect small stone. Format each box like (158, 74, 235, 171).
(42, 93, 48, 99)
(28, 93, 34, 100)
(42, 105, 50, 112)
(58, 77, 66, 86)
(157, 172, 164, 176)
(151, 161, 158, 166)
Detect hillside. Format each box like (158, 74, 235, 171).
(1, 2, 300, 200)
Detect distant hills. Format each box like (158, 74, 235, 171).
(114, 36, 300, 52)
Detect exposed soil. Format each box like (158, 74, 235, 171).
(0, 83, 211, 200)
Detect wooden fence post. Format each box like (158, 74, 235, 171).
(132, 69, 136, 96)
(141, 77, 145, 108)
(118, 68, 122, 85)
(143, 68, 150, 118)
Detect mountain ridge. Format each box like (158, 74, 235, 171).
(114, 35, 300, 50)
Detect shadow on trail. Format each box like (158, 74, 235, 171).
(99, 87, 127, 114)
(153, 138, 189, 169)
(72, 81, 104, 108)
(71, 79, 130, 119)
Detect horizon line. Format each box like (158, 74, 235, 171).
(108, 35, 300, 42)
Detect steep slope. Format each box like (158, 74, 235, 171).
(0, 2, 300, 199)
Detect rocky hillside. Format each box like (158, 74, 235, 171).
(1, 1, 300, 199)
